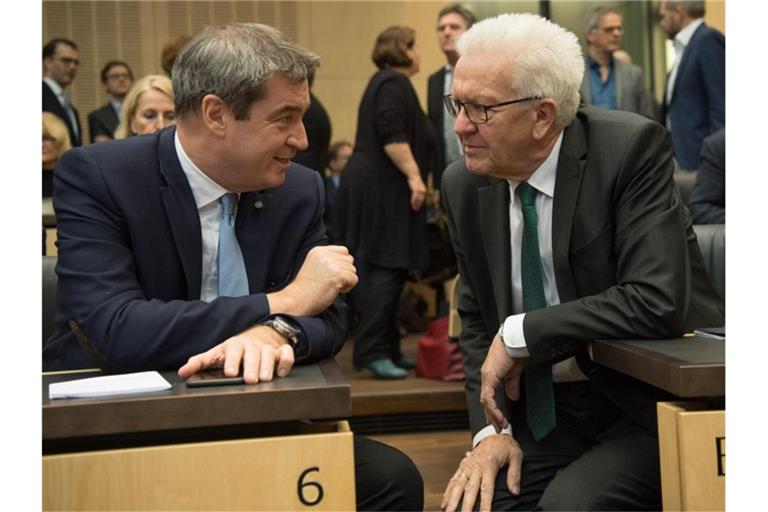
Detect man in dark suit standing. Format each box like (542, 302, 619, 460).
(87, 60, 134, 143)
(659, 0, 725, 170)
(427, 3, 476, 194)
(45, 23, 422, 510)
(579, 6, 654, 119)
(439, 13, 723, 511)
(42, 38, 81, 147)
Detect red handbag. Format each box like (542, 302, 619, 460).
(415, 316, 465, 381)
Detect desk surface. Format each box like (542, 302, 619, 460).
(43, 358, 350, 440)
(591, 336, 724, 397)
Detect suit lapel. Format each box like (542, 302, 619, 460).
(157, 127, 203, 299)
(478, 178, 512, 318)
(552, 119, 588, 302)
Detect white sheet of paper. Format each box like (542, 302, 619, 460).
(48, 371, 172, 399)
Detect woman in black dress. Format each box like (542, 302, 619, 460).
(336, 26, 437, 379)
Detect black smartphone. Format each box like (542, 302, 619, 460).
(185, 368, 245, 388)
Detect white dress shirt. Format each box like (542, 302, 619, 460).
(174, 131, 233, 302)
(473, 131, 586, 447)
(665, 18, 704, 130)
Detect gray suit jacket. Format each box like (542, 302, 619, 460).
(441, 106, 723, 436)
(580, 59, 654, 119)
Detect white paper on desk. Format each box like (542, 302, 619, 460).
(49, 371, 171, 399)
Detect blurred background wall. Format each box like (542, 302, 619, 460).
(43, 1, 725, 145)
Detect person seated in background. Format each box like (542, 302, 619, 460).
(114, 74, 175, 138)
(438, 13, 723, 511)
(42, 112, 71, 198)
(88, 60, 134, 143)
(324, 140, 352, 241)
(44, 22, 422, 511)
(689, 128, 725, 224)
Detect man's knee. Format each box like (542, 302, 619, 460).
(354, 436, 423, 511)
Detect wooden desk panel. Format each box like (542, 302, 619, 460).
(43, 358, 350, 440)
(591, 336, 724, 397)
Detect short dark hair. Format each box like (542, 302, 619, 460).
(100, 60, 134, 83)
(437, 3, 477, 27)
(43, 38, 78, 59)
(371, 26, 416, 70)
(329, 141, 352, 160)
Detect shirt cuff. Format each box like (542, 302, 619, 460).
(500, 313, 529, 358)
(472, 424, 512, 448)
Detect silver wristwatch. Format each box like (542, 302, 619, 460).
(264, 316, 301, 347)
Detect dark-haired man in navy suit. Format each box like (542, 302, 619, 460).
(42, 38, 82, 146)
(659, 0, 725, 170)
(44, 22, 422, 510)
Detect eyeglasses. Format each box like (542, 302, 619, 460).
(443, 94, 541, 124)
(106, 72, 131, 80)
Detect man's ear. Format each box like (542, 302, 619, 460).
(532, 98, 557, 140)
(200, 94, 229, 138)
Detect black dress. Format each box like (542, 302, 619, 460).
(335, 68, 437, 369)
(336, 69, 437, 271)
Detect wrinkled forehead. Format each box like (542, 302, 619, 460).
(453, 53, 515, 99)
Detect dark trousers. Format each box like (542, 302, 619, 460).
(355, 436, 423, 511)
(486, 381, 661, 511)
(353, 262, 409, 367)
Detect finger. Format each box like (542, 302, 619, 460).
(479, 469, 497, 512)
(177, 347, 220, 378)
(275, 344, 295, 378)
(258, 344, 276, 382)
(506, 450, 523, 496)
(461, 471, 481, 512)
(222, 340, 244, 377)
(505, 373, 521, 401)
(442, 467, 466, 512)
(241, 342, 260, 384)
(480, 380, 508, 432)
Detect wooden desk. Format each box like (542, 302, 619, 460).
(43, 359, 356, 511)
(591, 336, 725, 511)
(591, 335, 724, 397)
(44, 358, 350, 443)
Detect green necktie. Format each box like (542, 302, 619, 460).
(516, 182, 556, 441)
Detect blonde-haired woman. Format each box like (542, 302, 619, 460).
(115, 74, 175, 138)
(42, 112, 72, 197)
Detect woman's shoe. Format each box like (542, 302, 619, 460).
(394, 356, 417, 370)
(367, 358, 407, 379)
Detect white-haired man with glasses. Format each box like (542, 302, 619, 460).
(439, 13, 723, 511)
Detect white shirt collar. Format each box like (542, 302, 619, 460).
(43, 77, 65, 98)
(174, 130, 229, 210)
(508, 131, 564, 198)
(675, 18, 704, 49)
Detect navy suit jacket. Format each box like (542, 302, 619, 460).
(44, 127, 347, 371)
(43, 81, 82, 147)
(661, 23, 725, 170)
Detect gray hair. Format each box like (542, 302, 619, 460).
(172, 23, 319, 120)
(456, 13, 584, 129)
(667, 1, 705, 18)
(585, 6, 621, 33)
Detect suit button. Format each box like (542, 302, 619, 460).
(254, 200, 264, 208)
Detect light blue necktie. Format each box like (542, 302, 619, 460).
(218, 193, 249, 297)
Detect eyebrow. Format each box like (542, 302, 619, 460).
(268, 104, 306, 119)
